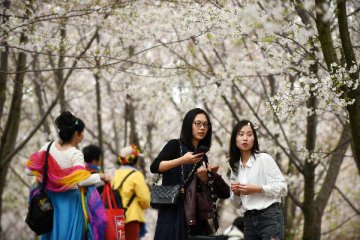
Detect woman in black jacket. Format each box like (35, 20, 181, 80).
(150, 108, 230, 240)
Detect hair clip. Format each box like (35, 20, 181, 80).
(248, 121, 259, 130)
(74, 120, 79, 126)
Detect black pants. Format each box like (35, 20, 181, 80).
(244, 203, 284, 240)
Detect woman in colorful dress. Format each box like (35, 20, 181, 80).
(26, 111, 110, 240)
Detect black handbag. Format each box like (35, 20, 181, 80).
(25, 141, 54, 235)
(150, 184, 182, 208)
(150, 140, 198, 209)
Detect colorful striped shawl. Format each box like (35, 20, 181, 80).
(26, 150, 91, 191)
(26, 149, 107, 240)
(81, 186, 107, 240)
(85, 163, 102, 174)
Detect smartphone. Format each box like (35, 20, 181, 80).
(192, 145, 209, 155)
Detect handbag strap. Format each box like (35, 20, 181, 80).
(203, 171, 219, 231)
(118, 170, 136, 189)
(103, 182, 118, 209)
(40, 141, 54, 193)
(117, 170, 137, 209)
(153, 139, 199, 186)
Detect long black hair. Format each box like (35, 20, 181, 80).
(55, 111, 85, 144)
(229, 120, 259, 174)
(180, 108, 212, 149)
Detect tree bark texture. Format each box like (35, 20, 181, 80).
(315, 0, 339, 68)
(32, 54, 51, 138)
(54, 22, 67, 112)
(0, 0, 10, 124)
(337, 0, 360, 174)
(0, 49, 8, 123)
(95, 73, 104, 169)
(316, 0, 360, 174)
(302, 126, 351, 240)
(0, 50, 26, 235)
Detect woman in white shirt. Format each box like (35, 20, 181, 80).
(229, 120, 287, 240)
(26, 111, 110, 240)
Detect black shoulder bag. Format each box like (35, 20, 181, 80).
(25, 141, 54, 235)
(113, 170, 137, 213)
(150, 140, 198, 209)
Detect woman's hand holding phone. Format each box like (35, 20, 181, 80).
(192, 146, 209, 155)
(181, 152, 203, 164)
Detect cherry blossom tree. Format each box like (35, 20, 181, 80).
(0, 0, 359, 239)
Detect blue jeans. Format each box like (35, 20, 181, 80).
(244, 203, 284, 240)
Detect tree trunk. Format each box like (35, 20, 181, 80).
(302, 125, 351, 240)
(337, 0, 360, 174)
(146, 122, 155, 161)
(302, 152, 319, 239)
(128, 97, 139, 147)
(315, 0, 360, 174)
(284, 177, 301, 240)
(0, 3, 29, 234)
(126, 94, 144, 173)
(0, 49, 26, 235)
(302, 94, 320, 239)
(315, 124, 352, 216)
(54, 22, 67, 112)
(32, 54, 51, 138)
(95, 72, 104, 169)
(301, 49, 319, 237)
(124, 94, 129, 147)
(347, 103, 360, 173)
(112, 109, 120, 153)
(0, 0, 10, 124)
(0, 49, 7, 124)
(314, 0, 339, 68)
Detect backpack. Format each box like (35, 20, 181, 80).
(25, 141, 54, 235)
(112, 170, 137, 213)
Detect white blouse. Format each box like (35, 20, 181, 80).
(230, 152, 287, 214)
(26, 141, 101, 188)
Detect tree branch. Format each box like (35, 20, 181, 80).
(1, 29, 98, 167)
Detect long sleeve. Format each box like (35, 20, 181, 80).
(78, 174, 101, 186)
(150, 139, 180, 173)
(71, 151, 102, 186)
(230, 170, 242, 209)
(261, 155, 287, 197)
(134, 172, 150, 209)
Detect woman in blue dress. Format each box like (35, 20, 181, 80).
(27, 111, 110, 240)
